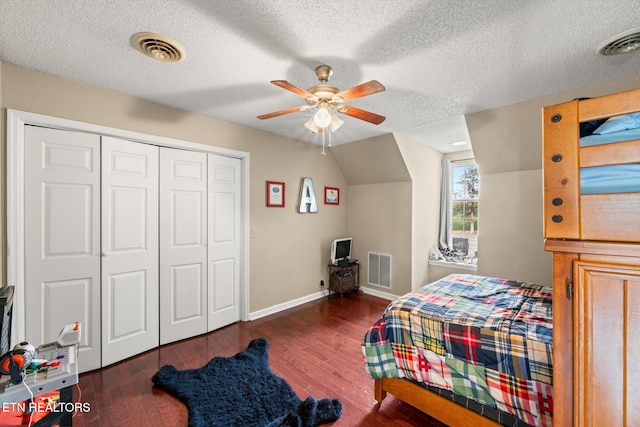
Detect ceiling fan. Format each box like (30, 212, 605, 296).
(257, 65, 386, 133)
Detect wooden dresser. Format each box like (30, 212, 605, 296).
(544, 240, 640, 427)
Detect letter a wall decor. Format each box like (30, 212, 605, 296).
(298, 177, 318, 213)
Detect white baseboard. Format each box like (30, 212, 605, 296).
(248, 287, 400, 321)
(359, 286, 400, 301)
(249, 291, 326, 321)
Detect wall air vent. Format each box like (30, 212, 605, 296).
(131, 32, 185, 63)
(368, 252, 392, 288)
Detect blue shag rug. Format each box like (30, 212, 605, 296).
(152, 338, 342, 427)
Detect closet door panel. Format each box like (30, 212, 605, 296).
(101, 136, 159, 366)
(211, 259, 235, 310)
(574, 261, 640, 427)
(24, 126, 101, 373)
(159, 148, 208, 344)
(208, 154, 241, 331)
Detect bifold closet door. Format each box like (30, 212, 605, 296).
(208, 154, 241, 331)
(101, 136, 159, 366)
(159, 148, 208, 345)
(24, 126, 102, 373)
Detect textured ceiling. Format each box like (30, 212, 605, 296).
(1, 0, 640, 153)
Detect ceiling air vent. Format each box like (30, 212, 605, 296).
(132, 32, 185, 63)
(596, 28, 640, 56)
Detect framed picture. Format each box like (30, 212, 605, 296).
(266, 181, 285, 207)
(324, 186, 340, 205)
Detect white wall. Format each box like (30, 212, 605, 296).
(395, 134, 442, 289)
(477, 169, 550, 285)
(348, 182, 412, 296)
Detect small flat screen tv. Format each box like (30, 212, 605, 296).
(330, 237, 352, 265)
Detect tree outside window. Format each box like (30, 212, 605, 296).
(450, 160, 478, 262)
(452, 162, 478, 237)
(432, 158, 478, 265)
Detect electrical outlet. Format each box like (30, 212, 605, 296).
(320, 279, 325, 287)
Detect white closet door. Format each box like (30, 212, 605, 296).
(208, 154, 241, 331)
(24, 126, 101, 373)
(159, 148, 208, 344)
(101, 136, 159, 366)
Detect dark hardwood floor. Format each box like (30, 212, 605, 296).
(72, 293, 447, 426)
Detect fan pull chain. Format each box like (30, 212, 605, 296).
(322, 129, 326, 155)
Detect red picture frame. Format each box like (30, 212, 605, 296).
(266, 181, 285, 207)
(324, 186, 340, 205)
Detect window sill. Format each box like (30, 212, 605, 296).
(428, 260, 477, 272)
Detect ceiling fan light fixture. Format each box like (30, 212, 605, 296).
(313, 105, 332, 128)
(257, 64, 386, 148)
(330, 114, 344, 132)
(304, 117, 320, 133)
(305, 114, 343, 134)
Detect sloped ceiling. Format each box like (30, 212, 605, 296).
(330, 134, 411, 185)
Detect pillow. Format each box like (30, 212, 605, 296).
(580, 119, 607, 137)
(593, 112, 640, 135)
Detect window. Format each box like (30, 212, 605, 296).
(451, 160, 478, 242)
(432, 158, 478, 266)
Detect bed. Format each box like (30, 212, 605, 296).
(543, 88, 640, 243)
(362, 274, 553, 427)
(542, 89, 640, 427)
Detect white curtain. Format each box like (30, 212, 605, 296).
(438, 159, 452, 251)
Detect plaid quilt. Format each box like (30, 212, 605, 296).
(362, 274, 553, 427)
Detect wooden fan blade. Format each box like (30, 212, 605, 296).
(337, 105, 386, 125)
(271, 80, 314, 98)
(257, 106, 306, 120)
(335, 80, 385, 102)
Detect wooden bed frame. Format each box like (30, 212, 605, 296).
(374, 378, 501, 427)
(543, 88, 640, 426)
(543, 87, 640, 242)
